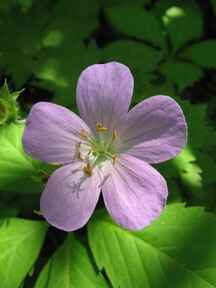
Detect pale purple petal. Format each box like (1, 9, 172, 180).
(40, 162, 102, 231)
(102, 154, 168, 230)
(76, 62, 134, 133)
(118, 96, 187, 163)
(23, 102, 90, 164)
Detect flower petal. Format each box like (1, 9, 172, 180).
(40, 162, 101, 231)
(102, 154, 168, 230)
(23, 102, 90, 164)
(76, 62, 134, 132)
(119, 96, 187, 163)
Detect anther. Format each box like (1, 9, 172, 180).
(83, 163, 93, 176)
(96, 123, 108, 133)
(112, 129, 118, 142)
(112, 155, 117, 165)
(76, 142, 84, 160)
(80, 129, 88, 139)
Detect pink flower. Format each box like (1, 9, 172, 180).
(23, 62, 187, 231)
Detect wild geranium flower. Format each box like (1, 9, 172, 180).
(23, 62, 187, 231)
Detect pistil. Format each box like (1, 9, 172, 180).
(78, 124, 118, 175)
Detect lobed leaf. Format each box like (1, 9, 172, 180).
(0, 218, 47, 288)
(89, 204, 216, 288)
(35, 234, 108, 288)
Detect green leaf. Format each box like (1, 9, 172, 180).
(0, 2, 49, 86)
(35, 234, 108, 288)
(107, 6, 165, 46)
(210, 0, 216, 16)
(36, 43, 99, 107)
(102, 0, 151, 8)
(0, 218, 47, 288)
(180, 40, 216, 69)
(163, 1, 203, 52)
(160, 59, 203, 91)
(0, 203, 19, 217)
(132, 72, 175, 103)
(0, 123, 43, 193)
(102, 41, 162, 72)
(89, 204, 216, 288)
(102, 40, 162, 96)
(158, 98, 216, 205)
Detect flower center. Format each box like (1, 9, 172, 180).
(77, 123, 118, 176)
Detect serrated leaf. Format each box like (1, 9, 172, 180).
(180, 40, 216, 69)
(160, 60, 203, 91)
(107, 6, 165, 46)
(0, 218, 47, 288)
(163, 1, 203, 52)
(89, 204, 216, 288)
(0, 123, 43, 193)
(158, 98, 216, 204)
(35, 234, 108, 288)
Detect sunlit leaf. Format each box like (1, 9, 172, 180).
(0, 123, 43, 193)
(163, 1, 203, 52)
(89, 204, 216, 288)
(159, 98, 216, 205)
(35, 234, 108, 288)
(36, 43, 100, 107)
(0, 218, 47, 288)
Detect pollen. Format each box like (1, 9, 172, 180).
(96, 123, 108, 133)
(83, 163, 93, 176)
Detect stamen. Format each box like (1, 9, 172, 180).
(80, 129, 88, 139)
(33, 210, 43, 216)
(96, 123, 108, 133)
(83, 163, 93, 176)
(112, 155, 117, 165)
(112, 129, 118, 142)
(76, 142, 84, 160)
(78, 152, 84, 160)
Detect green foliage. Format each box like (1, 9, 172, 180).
(89, 204, 216, 288)
(158, 98, 216, 205)
(160, 60, 203, 90)
(35, 234, 108, 288)
(102, 40, 162, 96)
(180, 40, 216, 68)
(107, 6, 165, 46)
(0, 123, 44, 193)
(0, 218, 47, 288)
(162, 1, 203, 52)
